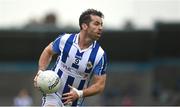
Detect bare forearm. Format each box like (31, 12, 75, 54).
(83, 75, 106, 97)
(34, 43, 55, 88)
(38, 51, 52, 70)
(38, 43, 54, 70)
(83, 83, 104, 97)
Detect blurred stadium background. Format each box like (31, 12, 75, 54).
(0, 0, 180, 106)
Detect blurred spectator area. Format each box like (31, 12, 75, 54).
(0, 22, 180, 62)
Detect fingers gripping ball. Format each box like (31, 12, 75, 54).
(37, 70, 61, 94)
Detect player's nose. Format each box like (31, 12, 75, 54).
(99, 25, 103, 30)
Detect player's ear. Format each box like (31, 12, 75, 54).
(82, 23, 88, 30)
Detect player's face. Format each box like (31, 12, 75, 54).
(87, 15, 103, 40)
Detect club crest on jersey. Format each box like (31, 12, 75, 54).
(86, 61, 93, 70)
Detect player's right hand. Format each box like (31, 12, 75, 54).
(33, 75, 38, 88)
(33, 70, 43, 88)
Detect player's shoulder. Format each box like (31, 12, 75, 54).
(57, 33, 74, 38)
(56, 33, 76, 41)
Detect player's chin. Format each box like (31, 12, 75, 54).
(97, 34, 102, 39)
(94, 36, 100, 40)
(92, 33, 101, 40)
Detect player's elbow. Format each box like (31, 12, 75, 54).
(93, 75, 106, 94)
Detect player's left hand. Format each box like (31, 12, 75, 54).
(62, 85, 79, 105)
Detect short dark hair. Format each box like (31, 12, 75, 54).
(79, 9, 104, 30)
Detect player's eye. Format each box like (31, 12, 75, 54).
(94, 22, 100, 26)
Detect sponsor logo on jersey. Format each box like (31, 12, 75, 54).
(61, 62, 89, 79)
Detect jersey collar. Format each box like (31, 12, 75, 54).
(73, 33, 96, 52)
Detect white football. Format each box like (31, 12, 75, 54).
(37, 70, 61, 94)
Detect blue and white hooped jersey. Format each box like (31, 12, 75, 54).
(51, 33, 108, 106)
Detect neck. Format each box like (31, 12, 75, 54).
(78, 31, 94, 50)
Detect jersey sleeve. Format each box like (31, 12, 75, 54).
(52, 34, 64, 54)
(93, 52, 108, 75)
(52, 33, 66, 54)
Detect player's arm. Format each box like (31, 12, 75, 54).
(34, 35, 62, 88)
(83, 74, 106, 97)
(38, 42, 56, 71)
(34, 42, 56, 87)
(38, 35, 62, 70)
(62, 74, 106, 105)
(83, 53, 108, 97)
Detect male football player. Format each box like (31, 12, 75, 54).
(34, 8, 108, 106)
